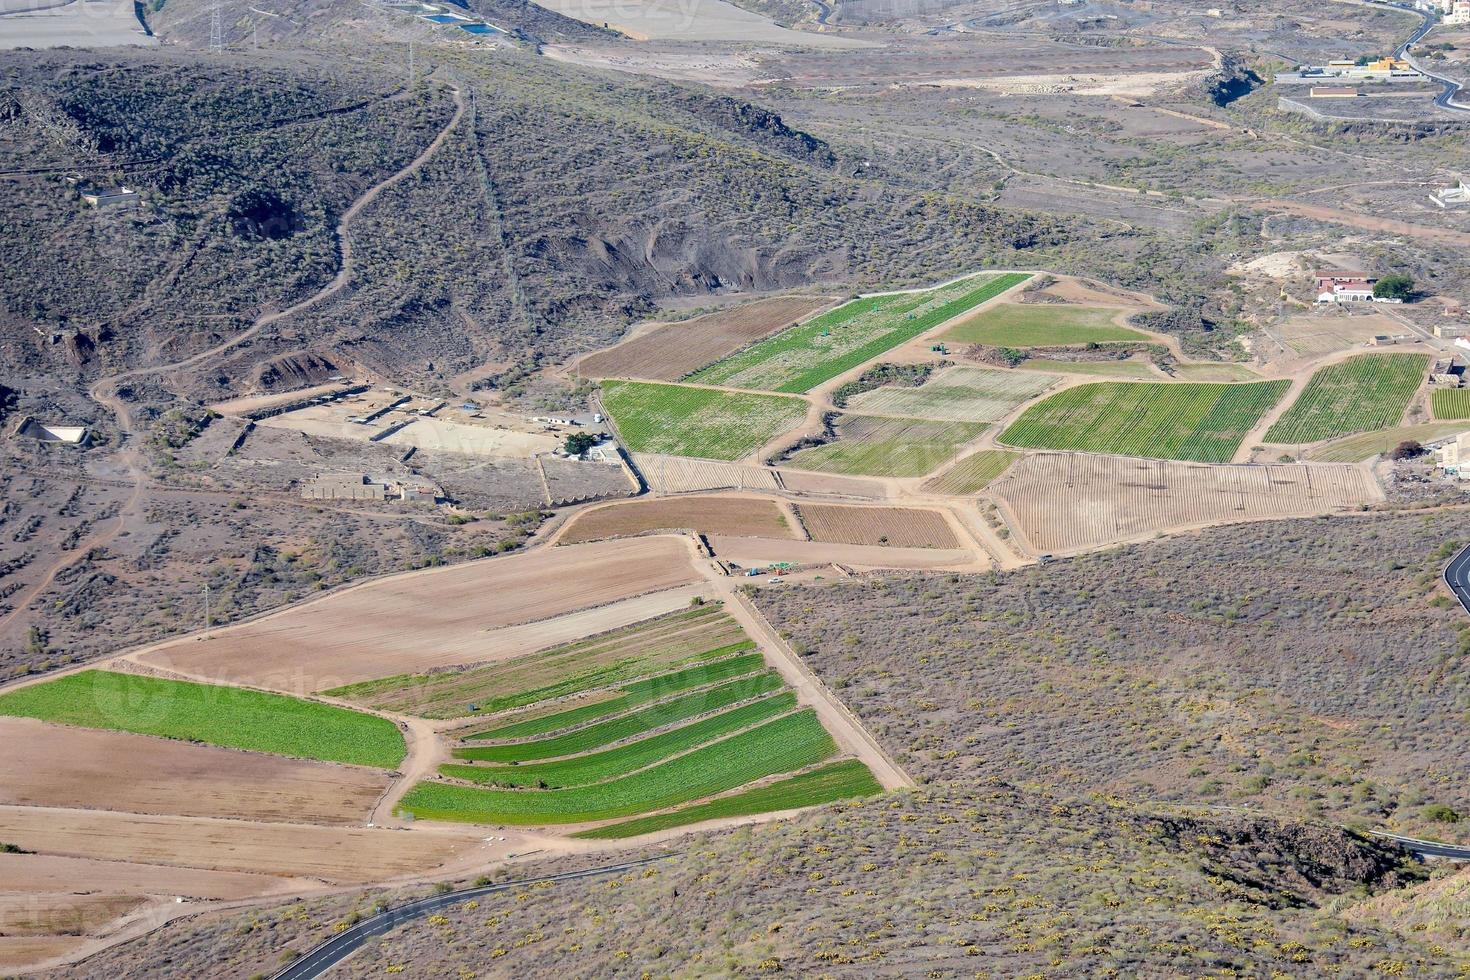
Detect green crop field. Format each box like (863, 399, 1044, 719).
(924, 450, 1020, 494)
(454, 672, 786, 763)
(600, 381, 806, 461)
(1264, 354, 1429, 445)
(0, 670, 405, 768)
(470, 653, 768, 740)
(1171, 362, 1262, 383)
(786, 415, 988, 477)
(689, 273, 1030, 393)
(1433, 387, 1470, 420)
(939, 302, 1148, 347)
(573, 760, 883, 840)
(1000, 380, 1290, 463)
(845, 367, 1058, 423)
(399, 710, 837, 825)
(440, 694, 797, 789)
(325, 606, 750, 719)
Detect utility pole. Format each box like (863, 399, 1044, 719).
(202, 583, 210, 638)
(209, 4, 223, 53)
(408, 39, 415, 86)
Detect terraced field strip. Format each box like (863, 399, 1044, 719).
(796, 504, 959, 549)
(845, 366, 1059, 422)
(1000, 380, 1290, 463)
(440, 693, 798, 788)
(465, 653, 768, 740)
(399, 709, 837, 825)
(924, 449, 1020, 494)
(559, 495, 795, 544)
(576, 295, 833, 382)
(633, 454, 782, 493)
(690, 273, 1030, 393)
(991, 452, 1383, 553)
(1432, 388, 1470, 420)
(1307, 422, 1470, 462)
(454, 672, 786, 762)
(324, 606, 751, 719)
(1018, 358, 1155, 379)
(1171, 363, 1262, 383)
(1264, 354, 1430, 445)
(572, 759, 883, 839)
(0, 671, 405, 768)
(601, 381, 807, 461)
(939, 302, 1148, 346)
(786, 415, 989, 477)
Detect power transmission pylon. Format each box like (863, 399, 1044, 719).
(209, 5, 223, 53)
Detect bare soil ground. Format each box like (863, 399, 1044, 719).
(0, 937, 86, 971)
(634, 454, 783, 494)
(0, 718, 390, 825)
(558, 495, 796, 543)
(134, 537, 703, 694)
(708, 535, 973, 570)
(0, 807, 485, 884)
(0, 894, 145, 938)
(990, 452, 1383, 554)
(774, 468, 890, 499)
(1, 853, 294, 901)
(795, 504, 959, 549)
(575, 296, 833, 381)
(1271, 311, 1405, 359)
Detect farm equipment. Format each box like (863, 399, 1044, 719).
(930, 343, 948, 354)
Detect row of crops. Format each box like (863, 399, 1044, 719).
(690, 273, 1031, 394)
(391, 606, 881, 836)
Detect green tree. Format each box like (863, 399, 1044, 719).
(564, 432, 599, 457)
(1373, 274, 1413, 301)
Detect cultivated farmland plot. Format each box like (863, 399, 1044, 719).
(845, 366, 1060, 422)
(786, 415, 988, 477)
(1264, 354, 1429, 445)
(576, 296, 834, 382)
(384, 606, 880, 833)
(1000, 380, 1290, 463)
(1307, 422, 1470, 462)
(924, 449, 1020, 494)
(796, 504, 959, 548)
(939, 302, 1148, 347)
(560, 495, 796, 544)
(1432, 388, 1470, 421)
(990, 452, 1383, 553)
(690, 273, 1030, 393)
(601, 380, 808, 461)
(633, 453, 784, 493)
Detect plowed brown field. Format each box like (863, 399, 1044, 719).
(560, 496, 796, 543)
(137, 537, 702, 694)
(0, 718, 389, 825)
(796, 504, 959, 549)
(577, 296, 832, 381)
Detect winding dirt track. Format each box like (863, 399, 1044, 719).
(0, 82, 467, 643)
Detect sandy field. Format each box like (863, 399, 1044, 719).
(796, 504, 959, 549)
(208, 381, 357, 418)
(0, 893, 145, 937)
(0, 0, 153, 49)
(990, 452, 1383, 554)
(529, 0, 868, 44)
(576, 296, 832, 381)
(775, 468, 890, 499)
(635, 453, 783, 493)
(257, 408, 559, 458)
(136, 537, 703, 693)
(0, 718, 390, 824)
(559, 495, 797, 543)
(709, 535, 971, 570)
(1273, 312, 1405, 358)
(0, 807, 487, 884)
(0, 853, 294, 901)
(0, 937, 86, 970)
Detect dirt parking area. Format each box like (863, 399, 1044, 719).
(0, 718, 390, 825)
(136, 537, 703, 693)
(990, 452, 1383, 554)
(559, 495, 797, 543)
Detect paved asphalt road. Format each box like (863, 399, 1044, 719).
(1374, 832, 1470, 861)
(271, 855, 674, 980)
(1375, 0, 1470, 112)
(1446, 542, 1470, 615)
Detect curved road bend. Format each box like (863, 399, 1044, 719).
(1445, 542, 1470, 615)
(271, 856, 674, 980)
(1373, 831, 1470, 861)
(1370, 0, 1470, 113)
